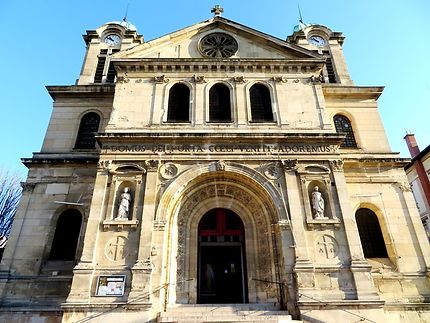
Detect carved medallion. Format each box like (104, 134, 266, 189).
(160, 162, 178, 180)
(105, 236, 128, 261)
(264, 163, 281, 179)
(315, 235, 338, 260)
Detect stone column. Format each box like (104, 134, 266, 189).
(330, 161, 380, 300)
(128, 160, 159, 303)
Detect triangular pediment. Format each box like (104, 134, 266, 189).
(115, 17, 320, 60)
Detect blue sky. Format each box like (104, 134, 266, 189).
(1, 0, 429, 175)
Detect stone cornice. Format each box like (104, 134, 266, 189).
(343, 156, 410, 167)
(322, 85, 384, 100)
(113, 58, 325, 75)
(22, 154, 99, 167)
(46, 85, 115, 100)
(97, 132, 344, 145)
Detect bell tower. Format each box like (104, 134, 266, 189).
(287, 23, 353, 85)
(77, 21, 143, 85)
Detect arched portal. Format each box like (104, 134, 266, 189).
(158, 164, 293, 307)
(198, 208, 247, 304)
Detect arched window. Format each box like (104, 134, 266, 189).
(250, 84, 273, 122)
(167, 83, 190, 122)
(209, 83, 232, 122)
(49, 209, 82, 261)
(74, 112, 100, 149)
(334, 115, 357, 148)
(355, 208, 388, 258)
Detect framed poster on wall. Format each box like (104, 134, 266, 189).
(96, 275, 126, 296)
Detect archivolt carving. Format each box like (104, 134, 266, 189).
(176, 179, 278, 300)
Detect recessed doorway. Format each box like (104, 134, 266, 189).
(197, 208, 248, 304)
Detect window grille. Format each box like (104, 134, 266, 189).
(334, 115, 357, 148)
(167, 83, 190, 122)
(209, 83, 231, 122)
(250, 84, 273, 122)
(74, 112, 100, 149)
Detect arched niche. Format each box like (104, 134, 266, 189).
(102, 163, 146, 230)
(297, 164, 340, 229)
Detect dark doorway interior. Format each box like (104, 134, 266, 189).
(197, 208, 247, 304)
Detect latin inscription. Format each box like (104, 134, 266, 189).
(102, 143, 338, 154)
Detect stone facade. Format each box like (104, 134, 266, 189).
(1, 11, 429, 323)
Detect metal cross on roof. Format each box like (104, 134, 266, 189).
(211, 5, 224, 17)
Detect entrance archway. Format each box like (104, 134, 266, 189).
(197, 208, 248, 303)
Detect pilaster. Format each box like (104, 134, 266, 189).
(331, 165, 380, 300)
(128, 160, 159, 302)
(65, 168, 109, 302)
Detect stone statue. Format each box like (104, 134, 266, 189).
(115, 187, 132, 220)
(311, 186, 325, 219)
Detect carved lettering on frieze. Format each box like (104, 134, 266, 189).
(134, 78, 143, 83)
(293, 79, 300, 83)
(397, 181, 412, 192)
(330, 160, 344, 172)
(154, 75, 169, 83)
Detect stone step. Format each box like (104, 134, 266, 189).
(158, 304, 301, 323)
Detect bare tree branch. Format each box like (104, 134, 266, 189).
(0, 169, 23, 238)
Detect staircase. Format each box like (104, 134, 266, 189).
(157, 304, 301, 323)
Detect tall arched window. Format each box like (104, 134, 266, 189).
(334, 115, 357, 148)
(49, 209, 82, 261)
(355, 208, 388, 258)
(250, 84, 273, 122)
(74, 112, 100, 149)
(167, 83, 190, 122)
(209, 83, 232, 122)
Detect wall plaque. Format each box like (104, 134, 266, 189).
(96, 275, 126, 296)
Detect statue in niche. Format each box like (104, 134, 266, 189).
(115, 187, 132, 221)
(311, 186, 326, 219)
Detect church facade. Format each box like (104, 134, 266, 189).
(1, 9, 430, 323)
